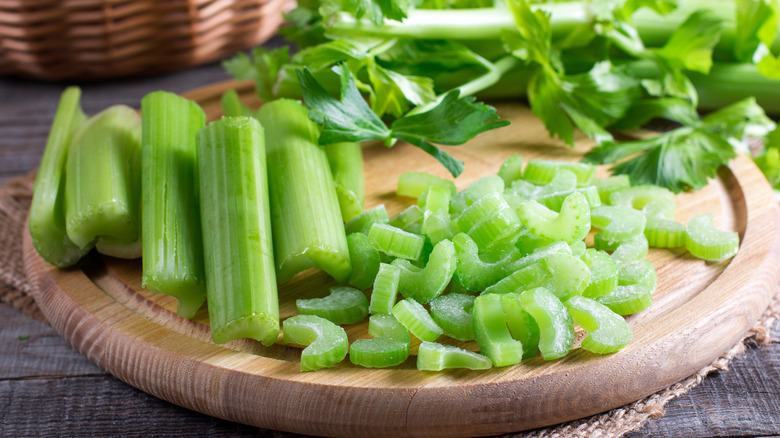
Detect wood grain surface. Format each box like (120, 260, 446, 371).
(19, 78, 780, 437)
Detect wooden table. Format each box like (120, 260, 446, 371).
(1, 39, 779, 437)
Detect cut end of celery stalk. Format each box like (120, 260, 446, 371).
(143, 276, 206, 320)
(212, 313, 280, 346)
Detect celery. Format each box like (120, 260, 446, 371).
(346, 233, 381, 290)
(325, 142, 364, 223)
(197, 117, 279, 345)
(257, 99, 351, 283)
(618, 260, 658, 292)
(564, 295, 632, 354)
(420, 185, 451, 213)
(417, 342, 492, 371)
(391, 298, 443, 342)
(65, 105, 142, 250)
(500, 293, 540, 359)
(388, 205, 424, 231)
(515, 192, 591, 243)
(590, 206, 647, 244)
(457, 192, 522, 250)
(429, 293, 476, 341)
(450, 176, 504, 215)
(609, 185, 676, 211)
(473, 293, 524, 367)
(595, 284, 653, 316)
(519, 287, 575, 360)
(349, 314, 411, 368)
(96, 237, 142, 260)
(498, 154, 524, 186)
(397, 171, 456, 198)
(369, 263, 401, 314)
(540, 253, 591, 301)
(393, 239, 457, 303)
(610, 234, 650, 262)
(296, 287, 369, 325)
(29, 87, 91, 267)
(594, 176, 631, 205)
(283, 314, 349, 371)
(523, 160, 596, 187)
(345, 204, 389, 235)
(422, 209, 460, 245)
(685, 213, 740, 261)
(482, 262, 551, 295)
(141, 91, 207, 319)
(221, 89, 256, 118)
(368, 223, 425, 260)
(581, 249, 618, 299)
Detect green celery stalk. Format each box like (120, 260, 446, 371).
(257, 99, 352, 283)
(197, 116, 279, 345)
(324, 142, 365, 223)
(65, 105, 142, 250)
(29, 86, 91, 267)
(141, 91, 207, 319)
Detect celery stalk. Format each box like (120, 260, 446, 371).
(29, 87, 91, 267)
(197, 117, 279, 345)
(141, 91, 207, 319)
(257, 99, 351, 283)
(324, 142, 365, 223)
(65, 105, 142, 250)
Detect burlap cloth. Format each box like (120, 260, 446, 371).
(2, 171, 778, 438)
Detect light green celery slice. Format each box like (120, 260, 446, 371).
(346, 233, 381, 290)
(618, 260, 658, 292)
(540, 253, 591, 301)
(508, 170, 577, 199)
(609, 185, 676, 211)
(96, 236, 142, 259)
(429, 293, 476, 341)
(564, 295, 632, 354)
(523, 160, 596, 186)
(594, 175, 631, 204)
(645, 217, 687, 248)
(538, 186, 602, 212)
(685, 214, 740, 261)
(498, 154, 524, 186)
(368, 223, 425, 260)
(296, 286, 369, 325)
(420, 185, 452, 213)
(422, 209, 460, 245)
(283, 314, 348, 371)
(393, 239, 457, 303)
(595, 284, 653, 316)
(349, 314, 411, 368)
(345, 204, 389, 235)
(450, 176, 505, 215)
(590, 206, 647, 244)
(417, 342, 492, 371)
(482, 262, 550, 295)
(391, 298, 443, 342)
(370, 263, 401, 314)
(258, 99, 351, 283)
(503, 241, 572, 274)
(448, 275, 475, 295)
(519, 287, 575, 360)
(29, 87, 92, 267)
(642, 200, 676, 219)
(325, 142, 364, 223)
(515, 192, 591, 243)
(220, 89, 257, 117)
(515, 228, 555, 255)
(599, 233, 649, 262)
(581, 249, 618, 298)
(457, 192, 522, 251)
(388, 205, 424, 232)
(453, 233, 521, 291)
(65, 105, 142, 249)
(456, 192, 508, 231)
(473, 293, 524, 367)
(500, 292, 540, 359)
(569, 240, 587, 258)
(197, 117, 278, 345)
(141, 91, 207, 319)
(397, 171, 456, 198)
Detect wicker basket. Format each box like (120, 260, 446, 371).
(0, 0, 291, 80)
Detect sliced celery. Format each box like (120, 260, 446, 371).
(449, 176, 504, 215)
(397, 171, 456, 198)
(392, 239, 456, 303)
(498, 154, 524, 186)
(349, 314, 411, 368)
(420, 185, 452, 213)
(345, 204, 389, 235)
(523, 160, 596, 186)
(141, 91, 207, 319)
(454, 233, 521, 291)
(429, 293, 476, 341)
(509, 170, 577, 199)
(515, 192, 591, 243)
(568, 240, 587, 258)
(296, 286, 369, 325)
(369, 263, 401, 314)
(618, 260, 658, 292)
(368, 223, 425, 260)
(610, 234, 649, 262)
(457, 192, 522, 250)
(685, 214, 740, 261)
(221, 89, 257, 117)
(29, 87, 91, 267)
(564, 295, 632, 354)
(96, 237, 142, 260)
(325, 142, 364, 223)
(197, 117, 279, 345)
(65, 105, 142, 249)
(594, 175, 631, 204)
(283, 314, 348, 371)
(500, 292, 541, 359)
(519, 287, 574, 360)
(346, 233, 381, 290)
(595, 284, 653, 316)
(473, 293, 524, 367)
(482, 262, 551, 295)
(645, 217, 687, 248)
(590, 205, 647, 244)
(417, 342, 492, 371)
(538, 186, 602, 212)
(581, 249, 618, 298)
(257, 99, 351, 283)
(514, 228, 555, 255)
(388, 205, 424, 232)
(422, 209, 460, 245)
(391, 298, 443, 342)
(609, 185, 676, 211)
(540, 253, 591, 301)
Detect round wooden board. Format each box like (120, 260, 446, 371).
(24, 80, 780, 438)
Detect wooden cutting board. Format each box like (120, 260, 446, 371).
(23, 80, 780, 438)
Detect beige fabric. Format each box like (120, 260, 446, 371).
(1, 173, 777, 437)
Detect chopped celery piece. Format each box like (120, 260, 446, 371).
(457, 192, 522, 250)
(197, 117, 279, 345)
(609, 185, 676, 211)
(594, 175, 631, 204)
(283, 314, 348, 371)
(349, 314, 411, 368)
(388, 205, 424, 231)
(473, 293, 524, 367)
(448, 275, 474, 295)
(538, 186, 602, 212)
(368, 223, 425, 260)
(30, 87, 92, 267)
(258, 99, 351, 283)
(515, 228, 555, 255)
(454, 233, 521, 291)
(65, 105, 142, 249)
(346, 233, 380, 289)
(540, 253, 591, 301)
(220, 89, 256, 117)
(564, 296, 632, 354)
(296, 286, 369, 325)
(397, 171, 456, 198)
(482, 262, 551, 295)
(420, 185, 452, 213)
(645, 217, 687, 248)
(595, 284, 653, 316)
(391, 298, 443, 342)
(450, 176, 504, 215)
(498, 154, 524, 186)
(345, 204, 389, 235)
(422, 209, 460, 245)
(519, 287, 575, 360)
(610, 234, 649, 262)
(393, 239, 457, 303)
(417, 342, 492, 371)
(618, 260, 658, 292)
(325, 142, 364, 223)
(500, 293, 540, 359)
(369, 263, 401, 314)
(590, 205, 647, 244)
(516, 192, 590, 243)
(568, 240, 587, 258)
(642, 200, 676, 219)
(429, 293, 476, 341)
(685, 214, 740, 261)
(141, 91, 207, 319)
(581, 249, 618, 299)
(509, 170, 577, 199)
(96, 237, 142, 260)
(523, 160, 596, 186)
